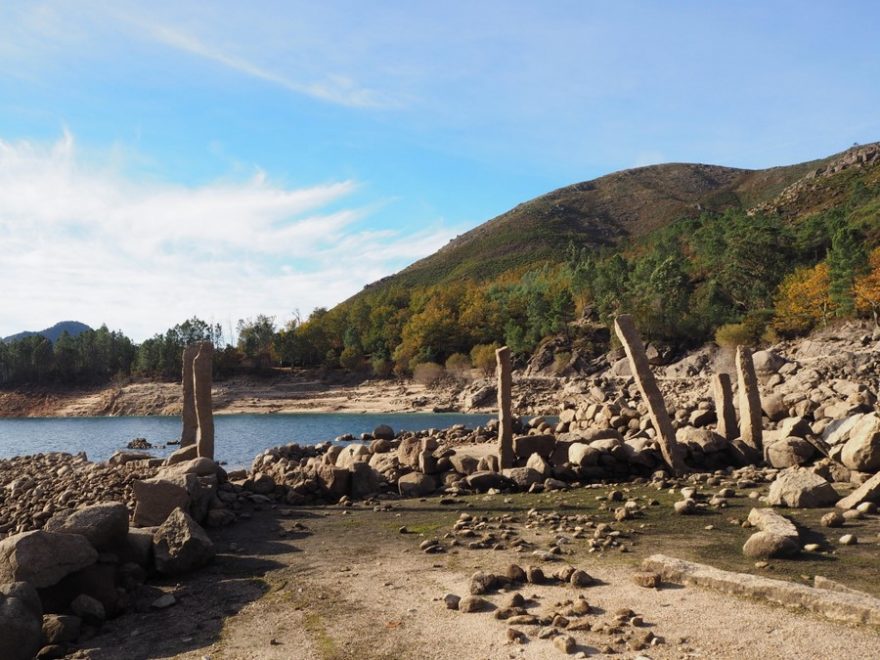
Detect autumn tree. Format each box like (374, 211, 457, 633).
(773, 262, 836, 336)
(855, 247, 880, 326)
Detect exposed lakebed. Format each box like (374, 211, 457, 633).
(0, 412, 494, 467)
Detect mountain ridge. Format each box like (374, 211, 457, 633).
(4, 321, 93, 344)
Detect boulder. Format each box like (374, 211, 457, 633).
(316, 465, 351, 500)
(743, 532, 800, 559)
(164, 444, 199, 465)
(501, 467, 542, 488)
(350, 462, 382, 499)
(396, 437, 422, 469)
(525, 452, 550, 478)
(70, 594, 105, 624)
(765, 437, 815, 469)
(152, 508, 215, 576)
(767, 470, 839, 508)
(840, 413, 880, 472)
(822, 414, 864, 445)
(397, 472, 437, 497)
(777, 417, 812, 439)
(44, 502, 129, 551)
(761, 394, 788, 422)
(448, 454, 480, 475)
(335, 444, 371, 470)
(512, 434, 556, 459)
(0, 582, 42, 660)
(568, 443, 601, 468)
(0, 531, 97, 588)
(466, 471, 511, 492)
(752, 350, 785, 374)
(41, 613, 81, 645)
(131, 477, 193, 527)
(373, 424, 395, 440)
(836, 471, 880, 510)
(676, 427, 727, 453)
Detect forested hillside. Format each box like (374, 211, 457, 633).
(3, 142, 878, 387)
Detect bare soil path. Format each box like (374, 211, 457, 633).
(72, 485, 879, 660)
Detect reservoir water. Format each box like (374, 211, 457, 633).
(0, 413, 495, 468)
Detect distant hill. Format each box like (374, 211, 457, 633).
(357, 142, 879, 293)
(4, 321, 93, 344)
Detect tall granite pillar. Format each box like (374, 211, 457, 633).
(180, 344, 199, 447)
(712, 373, 738, 442)
(735, 346, 763, 452)
(614, 315, 688, 476)
(496, 346, 514, 470)
(193, 341, 215, 460)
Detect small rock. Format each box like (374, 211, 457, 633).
(839, 534, 857, 546)
(444, 594, 461, 610)
(631, 571, 661, 588)
(151, 594, 176, 609)
(553, 634, 576, 654)
(459, 595, 489, 613)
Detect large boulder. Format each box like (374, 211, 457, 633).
(349, 462, 382, 499)
(840, 413, 880, 472)
(767, 469, 839, 508)
(335, 444, 371, 470)
(152, 508, 215, 576)
(512, 434, 556, 459)
(373, 424, 395, 440)
(316, 465, 351, 500)
(44, 502, 129, 550)
(822, 414, 864, 445)
(568, 443, 601, 468)
(676, 427, 727, 453)
(0, 531, 97, 588)
(752, 350, 785, 374)
(397, 472, 437, 497)
(765, 437, 815, 469)
(761, 394, 788, 422)
(743, 532, 800, 559)
(0, 582, 42, 660)
(448, 454, 480, 475)
(41, 613, 81, 645)
(396, 437, 422, 469)
(465, 471, 511, 492)
(501, 467, 542, 489)
(131, 476, 193, 527)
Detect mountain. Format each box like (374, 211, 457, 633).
(4, 321, 93, 344)
(360, 142, 879, 292)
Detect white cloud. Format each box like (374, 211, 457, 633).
(0, 132, 456, 340)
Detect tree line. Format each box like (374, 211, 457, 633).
(2, 181, 878, 387)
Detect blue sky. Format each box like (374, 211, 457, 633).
(1, 1, 879, 340)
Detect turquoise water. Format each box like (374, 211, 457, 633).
(0, 413, 494, 468)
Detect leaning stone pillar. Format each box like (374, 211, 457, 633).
(180, 344, 199, 447)
(614, 315, 688, 475)
(712, 373, 737, 441)
(193, 341, 215, 460)
(496, 346, 514, 470)
(735, 346, 763, 452)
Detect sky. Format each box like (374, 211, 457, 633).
(1, 1, 879, 341)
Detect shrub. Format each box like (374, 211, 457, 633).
(339, 346, 362, 371)
(714, 323, 753, 348)
(413, 361, 445, 387)
(445, 353, 472, 381)
(470, 343, 499, 377)
(371, 357, 393, 378)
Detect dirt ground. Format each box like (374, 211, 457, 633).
(72, 483, 880, 660)
(0, 376, 450, 418)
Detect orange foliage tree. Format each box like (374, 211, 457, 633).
(855, 247, 880, 326)
(773, 262, 837, 336)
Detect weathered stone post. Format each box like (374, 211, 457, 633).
(180, 344, 199, 447)
(735, 346, 763, 452)
(614, 315, 688, 475)
(496, 346, 514, 470)
(193, 341, 214, 460)
(712, 373, 737, 441)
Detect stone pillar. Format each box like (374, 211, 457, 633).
(712, 373, 737, 441)
(735, 346, 763, 452)
(193, 341, 215, 460)
(180, 344, 199, 447)
(614, 315, 688, 476)
(496, 346, 514, 470)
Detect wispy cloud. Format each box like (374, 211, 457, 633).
(0, 132, 456, 340)
(128, 16, 393, 109)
